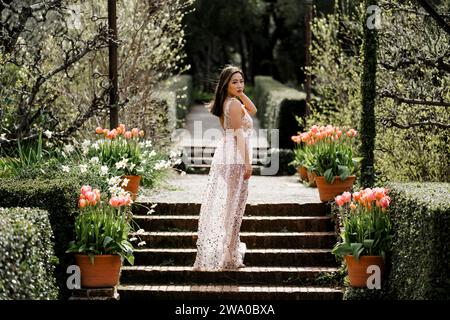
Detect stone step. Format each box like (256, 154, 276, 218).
(185, 164, 264, 175)
(117, 284, 343, 300)
(120, 266, 340, 286)
(183, 146, 269, 158)
(132, 202, 329, 217)
(133, 215, 334, 232)
(130, 248, 338, 267)
(185, 157, 267, 166)
(130, 231, 336, 249)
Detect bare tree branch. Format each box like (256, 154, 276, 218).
(416, 0, 450, 36)
(380, 92, 450, 107)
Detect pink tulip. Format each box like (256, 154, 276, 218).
(342, 191, 352, 203)
(131, 128, 139, 137)
(124, 131, 133, 139)
(374, 187, 386, 200)
(109, 197, 121, 207)
(81, 185, 92, 195)
(335, 195, 345, 207)
(79, 199, 87, 208)
(311, 125, 319, 134)
(95, 127, 103, 134)
(350, 202, 357, 210)
(93, 189, 101, 202)
(380, 196, 391, 209)
(84, 191, 96, 203)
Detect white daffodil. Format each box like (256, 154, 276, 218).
(43, 130, 53, 138)
(100, 166, 109, 176)
(90, 157, 99, 164)
(63, 144, 75, 154)
(137, 241, 146, 247)
(79, 164, 87, 173)
(121, 178, 130, 187)
(108, 176, 121, 186)
(62, 165, 70, 173)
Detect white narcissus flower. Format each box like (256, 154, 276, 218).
(63, 144, 75, 154)
(136, 229, 145, 235)
(129, 163, 136, 171)
(137, 241, 146, 247)
(90, 157, 99, 164)
(79, 164, 87, 173)
(121, 178, 130, 187)
(108, 176, 121, 186)
(62, 165, 70, 173)
(149, 150, 157, 157)
(44, 130, 53, 138)
(100, 166, 109, 176)
(92, 142, 100, 150)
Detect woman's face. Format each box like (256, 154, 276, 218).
(227, 72, 244, 97)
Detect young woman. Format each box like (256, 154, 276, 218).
(193, 65, 257, 271)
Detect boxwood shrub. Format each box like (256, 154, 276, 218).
(343, 182, 450, 300)
(0, 178, 81, 300)
(0, 207, 58, 299)
(254, 76, 307, 149)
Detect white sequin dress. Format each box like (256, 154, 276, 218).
(193, 97, 254, 270)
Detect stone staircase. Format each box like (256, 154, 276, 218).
(118, 201, 343, 300)
(181, 145, 270, 175)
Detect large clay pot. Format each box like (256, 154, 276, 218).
(121, 175, 141, 200)
(315, 175, 356, 202)
(75, 254, 121, 288)
(297, 166, 308, 182)
(344, 255, 385, 288)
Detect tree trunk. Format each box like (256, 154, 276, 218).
(359, 0, 378, 187)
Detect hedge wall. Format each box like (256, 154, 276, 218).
(0, 207, 58, 299)
(0, 178, 80, 300)
(254, 76, 307, 149)
(159, 74, 194, 131)
(343, 182, 450, 300)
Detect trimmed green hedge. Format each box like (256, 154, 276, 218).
(159, 74, 193, 131)
(0, 207, 58, 299)
(254, 76, 307, 149)
(0, 178, 80, 300)
(343, 182, 450, 300)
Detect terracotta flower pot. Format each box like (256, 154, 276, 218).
(75, 254, 121, 288)
(307, 170, 317, 187)
(315, 175, 356, 202)
(344, 255, 385, 288)
(121, 175, 141, 200)
(297, 166, 308, 182)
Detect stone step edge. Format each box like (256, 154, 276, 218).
(133, 215, 332, 220)
(117, 284, 343, 293)
(133, 248, 333, 253)
(130, 231, 336, 237)
(121, 266, 339, 272)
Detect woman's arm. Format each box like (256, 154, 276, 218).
(238, 93, 257, 116)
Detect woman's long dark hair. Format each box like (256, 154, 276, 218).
(208, 65, 244, 118)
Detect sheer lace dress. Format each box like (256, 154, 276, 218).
(193, 97, 254, 271)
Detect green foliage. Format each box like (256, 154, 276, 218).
(332, 187, 392, 261)
(0, 207, 58, 300)
(308, 1, 449, 182)
(164, 75, 194, 129)
(254, 76, 307, 148)
(66, 199, 135, 266)
(342, 182, 450, 300)
(0, 177, 80, 300)
(383, 182, 450, 299)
